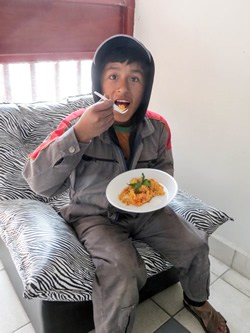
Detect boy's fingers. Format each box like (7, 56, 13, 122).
(95, 99, 114, 112)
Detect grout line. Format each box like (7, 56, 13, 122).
(210, 275, 220, 286)
(216, 273, 250, 298)
(209, 235, 250, 279)
(150, 301, 191, 333)
(216, 267, 231, 280)
(172, 307, 192, 333)
(150, 297, 173, 317)
(173, 306, 185, 317)
(12, 322, 32, 333)
(151, 296, 185, 318)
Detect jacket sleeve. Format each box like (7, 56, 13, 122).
(22, 109, 91, 197)
(146, 111, 174, 176)
(155, 122, 174, 177)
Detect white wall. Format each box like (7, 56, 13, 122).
(134, 0, 250, 254)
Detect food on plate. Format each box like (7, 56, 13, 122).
(119, 173, 165, 206)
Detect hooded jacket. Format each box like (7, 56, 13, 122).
(92, 34, 155, 123)
(23, 35, 174, 223)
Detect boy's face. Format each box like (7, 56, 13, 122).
(101, 61, 145, 124)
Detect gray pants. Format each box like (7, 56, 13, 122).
(74, 207, 210, 333)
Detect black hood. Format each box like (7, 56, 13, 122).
(91, 34, 155, 123)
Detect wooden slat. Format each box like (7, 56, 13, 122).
(0, 0, 135, 63)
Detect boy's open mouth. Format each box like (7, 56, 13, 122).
(115, 100, 130, 111)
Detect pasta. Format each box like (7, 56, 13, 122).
(119, 173, 165, 206)
(116, 102, 128, 111)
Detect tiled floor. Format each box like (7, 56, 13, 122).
(0, 255, 249, 333)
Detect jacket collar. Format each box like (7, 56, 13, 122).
(100, 115, 155, 144)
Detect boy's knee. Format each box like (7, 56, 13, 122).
(191, 228, 209, 254)
(192, 236, 210, 269)
(198, 232, 209, 253)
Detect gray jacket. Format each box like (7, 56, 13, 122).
(23, 110, 173, 223)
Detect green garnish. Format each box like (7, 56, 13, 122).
(128, 173, 151, 193)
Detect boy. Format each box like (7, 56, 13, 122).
(23, 35, 229, 333)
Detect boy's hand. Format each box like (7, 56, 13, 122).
(74, 99, 114, 143)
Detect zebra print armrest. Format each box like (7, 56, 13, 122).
(169, 190, 233, 235)
(0, 194, 233, 302)
(0, 199, 95, 301)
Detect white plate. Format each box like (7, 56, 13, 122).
(106, 168, 178, 213)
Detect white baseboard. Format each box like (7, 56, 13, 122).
(209, 234, 250, 279)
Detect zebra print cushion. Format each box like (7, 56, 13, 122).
(0, 94, 233, 301)
(0, 199, 173, 301)
(169, 190, 233, 235)
(0, 94, 94, 210)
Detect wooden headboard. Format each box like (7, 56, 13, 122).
(0, 0, 135, 63)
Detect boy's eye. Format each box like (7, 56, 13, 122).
(109, 74, 117, 80)
(131, 76, 140, 82)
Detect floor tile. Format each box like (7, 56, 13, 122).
(209, 278, 250, 333)
(2, 253, 250, 333)
(132, 299, 170, 333)
(151, 282, 184, 316)
(209, 255, 230, 276)
(14, 323, 35, 333)
(152, 271, 219, 318)
(155, 318, 190, 333)
(0, 270, 29, 333)
(174, 308, 205, 333)
(222, 268, 250, 297)
(210, 272, 218, 284)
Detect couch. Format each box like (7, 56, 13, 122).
(0, 94, 233, 333)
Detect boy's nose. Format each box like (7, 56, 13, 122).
(117, 79, 129, 93)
